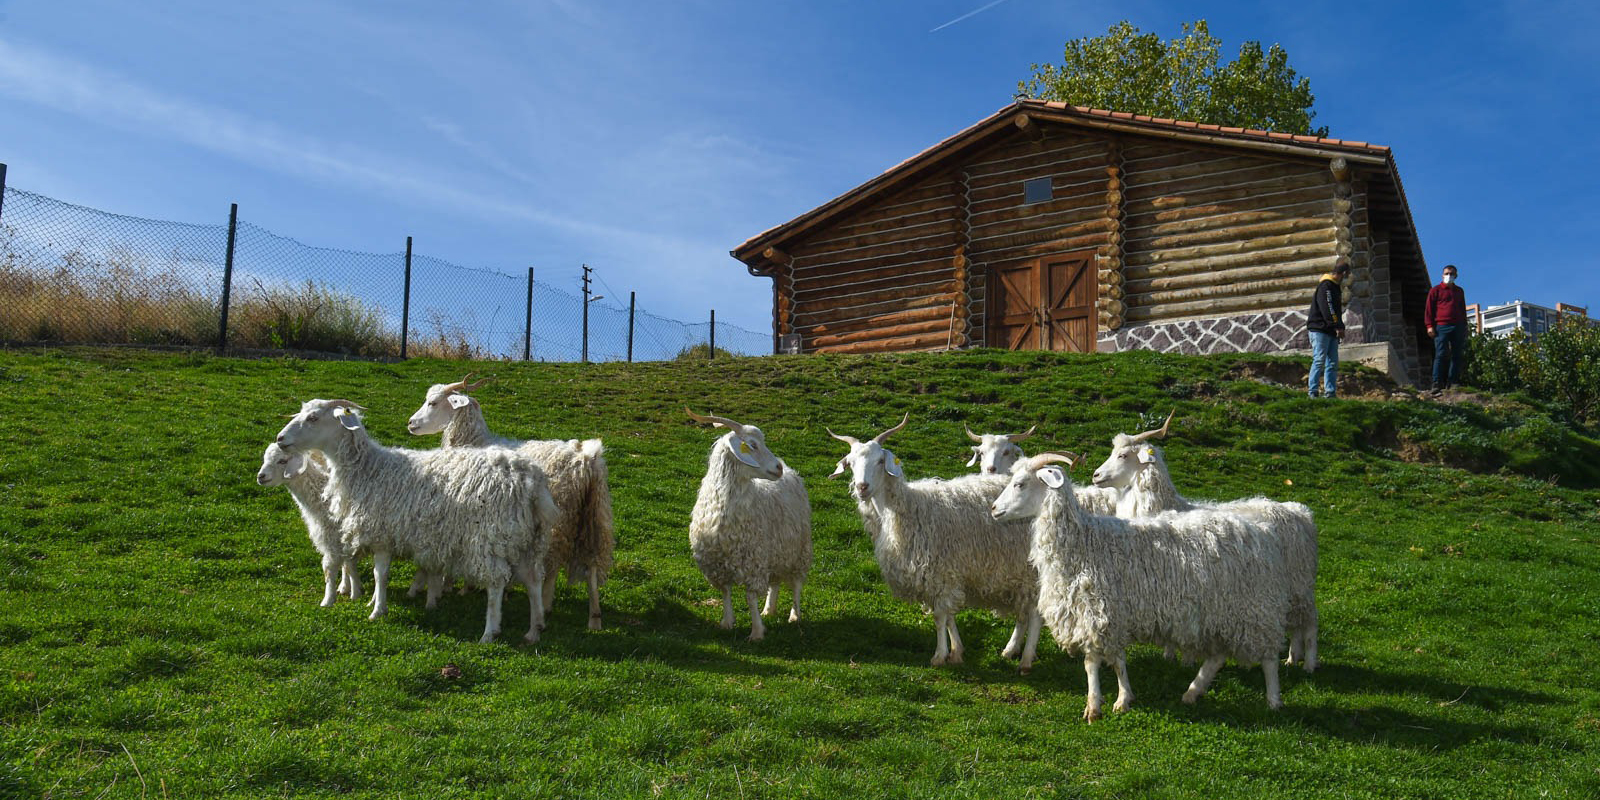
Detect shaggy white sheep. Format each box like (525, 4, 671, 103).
(685, 409, 812, 641)
(831, 415, 1044, 672)
(275, 399, 559, 644)
(407, 374, 616, 630)
(1090, 413, 1320, 671)
(992, 452, 1292, 720)
(255, 442, 361, 606)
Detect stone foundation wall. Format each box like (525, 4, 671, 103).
(1097, 308, 1418, 383)
(1098, 309, 1315, 355)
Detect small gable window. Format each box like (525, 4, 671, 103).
(1023, 177, 1053, 204)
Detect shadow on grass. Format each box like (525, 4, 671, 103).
(1067, 652, 1569, 753)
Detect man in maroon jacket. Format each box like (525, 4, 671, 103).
(1424, 264, 1467, 396)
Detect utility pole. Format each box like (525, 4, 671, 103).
(580, 264, 606, 363)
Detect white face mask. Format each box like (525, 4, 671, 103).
(1442, 274, 1456, 285)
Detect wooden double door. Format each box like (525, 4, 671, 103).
(987, 251, 1099, 352)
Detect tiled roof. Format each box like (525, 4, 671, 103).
(735, 100, 1398, 259)
(1022, 100, 1389, 153)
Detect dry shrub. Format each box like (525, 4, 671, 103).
(229, 279, 398, 357)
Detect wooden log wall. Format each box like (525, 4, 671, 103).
(786, 170, 966, 354)
(1099, 141, 1126, 333)
(962, 129, 1116, 341)
(1120, 144, 1339, 324)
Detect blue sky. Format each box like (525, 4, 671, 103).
(2, 0, 1596, 334)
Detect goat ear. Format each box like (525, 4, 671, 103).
(333, 408, 362, 430)
(965, 447, 980, 468)
(726, 435, 764, 469)
(1138, 445, 1159, 465)
(883, 449, 903, 478)
(284, 453, 309, 478)
(828, 460, 847, 479)
(1038, 466, 1066, 489)
(447, 393, 474, 410)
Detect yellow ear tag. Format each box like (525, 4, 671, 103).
(740, 441, 752, 454)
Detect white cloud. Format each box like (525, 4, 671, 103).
(0, 37, 710, 259)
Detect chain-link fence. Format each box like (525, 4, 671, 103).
(0, 179, 772, 361)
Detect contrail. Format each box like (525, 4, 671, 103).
(930, 0, 1013, 33)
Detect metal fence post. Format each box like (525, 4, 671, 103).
(524, 267, 534, 361)
(400, 236, 413, 359)
(0, 163, 8, 224)
(710, 309, 716, 359)
(218, 203, 238, 354)
(627, 291, 636, 362)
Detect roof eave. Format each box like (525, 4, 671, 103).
(734, 100, 1399, 270)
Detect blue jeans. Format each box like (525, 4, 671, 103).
(1308, 331, 1339, 397)
(1433, 323, 1467, 389)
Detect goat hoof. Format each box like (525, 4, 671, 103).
(1083, 706, 1102, 723)
(588, 615, 603, 631)
(1181, 689, 1202, 705)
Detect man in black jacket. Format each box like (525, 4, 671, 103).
(1305, 259, 1351, 398)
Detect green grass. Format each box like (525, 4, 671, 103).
(1, 346, 1597, 799)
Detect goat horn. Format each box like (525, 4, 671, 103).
(686, 407, 742, 430)
(1006, 424, 1038, 442)
(325, 399, 367, 412)
(438, 373, 474, 394)
(827, 428, 859, 446)
(873, 412, 910, 444)
(1130, 410, 1174, 443)
(455, 372, 494, 393)
(964, 424, 983, 443)
(1030, 451, 1081, 469)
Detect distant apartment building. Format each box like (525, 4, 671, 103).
(1468, 300, 1594, 340)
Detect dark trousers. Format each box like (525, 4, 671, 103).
(1432, 323, 1467, 389)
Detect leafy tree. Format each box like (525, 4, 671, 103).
(1019, 20, 1328, 137)
(1465, 318, 1600, 428)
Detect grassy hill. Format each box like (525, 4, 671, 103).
(1, 346, 1597, 799)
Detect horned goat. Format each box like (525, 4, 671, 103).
(831, 415, 1044, 671)
(407, 374, 616, 630)
(255, 442, 361, 606)
(685, 409, 812, 641)
(275, 399, 558, 644)
(1090, 412, 1319, 671)
(962, 424, 1118, 514)
(992, 452, 1291, 721)
(963, 424, 1035, 475)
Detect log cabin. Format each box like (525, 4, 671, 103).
(731, 99, 1434, 385)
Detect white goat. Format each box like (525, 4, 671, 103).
(275, 399, 559, 644)
(255, 442, 361, 606)
(407, 374, 616, 630)
(831, 415, 1043, 672)
(963, 424, 1035, 475)
(992, 452, 1291, 721)
(1091, 413, 1319, 672)
(685, 409, 812, 641)
(962, 424, 1118, 515)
